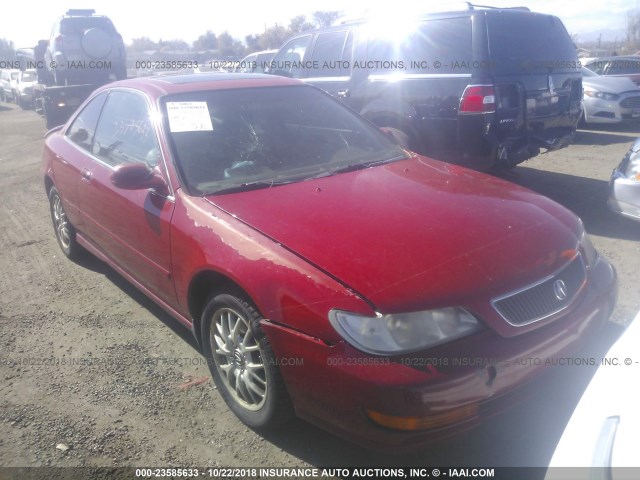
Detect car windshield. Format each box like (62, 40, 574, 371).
(164, 85, 407, 195)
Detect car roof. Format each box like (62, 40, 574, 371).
(96, 73, 304, 99)
(331, 5, 541, 27)
(295, 6, 558, 40)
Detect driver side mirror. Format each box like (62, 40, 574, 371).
(110, 162, 169, 195)
(379, 127, 411, 149)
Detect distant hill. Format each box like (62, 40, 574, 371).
(574, 28, 627, 43)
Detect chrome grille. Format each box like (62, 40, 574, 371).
(492, 255, 586, 326)
(620, 96, 640, 109)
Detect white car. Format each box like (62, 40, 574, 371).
(0, 68, 20, 103)
(546, 310, 640, 479)
(581, 67, 640, 125)
(16, 69, 37, 109)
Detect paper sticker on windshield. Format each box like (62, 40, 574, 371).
(166, 102, 213, 132)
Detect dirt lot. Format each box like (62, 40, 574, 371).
(0, 102, 639, 474)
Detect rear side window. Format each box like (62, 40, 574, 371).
(270, 35, 312, 78)
(365, 17, 472, 74)
(308, 30, 352, 77)
(487, 13, 578, 74)
(607, 58, 640, 75)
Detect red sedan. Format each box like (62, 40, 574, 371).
(42, 73, 617, 451)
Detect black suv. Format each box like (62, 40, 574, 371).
(268, 5, 582, 169)
(43, 9, 127, 85)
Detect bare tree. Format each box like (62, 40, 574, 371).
(626, 9, 640, 53)
(128, 37, 160, 53)
(245, 34, 261, 52)
(312, 11, 341, 28)
(0, 38, 16, 62)
(289, 15, 315, 34)
(193, 31, 218, 52)
(260, 24, 289, 50)
(160, 40, 190, 52)
(217, 32, 245, 57)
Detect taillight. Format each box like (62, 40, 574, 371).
(459, 85, 496, 114)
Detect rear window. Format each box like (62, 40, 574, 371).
(60, 17, 116, 34)
(487, 13, 578, 74)
(366, 17, 472, 74)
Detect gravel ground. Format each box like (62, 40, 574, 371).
(0, 102, 638, 476)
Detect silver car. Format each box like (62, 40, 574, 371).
(581, 67, 640, 124)
(16, 69, 37, 109)
(609, 138, 640, 222)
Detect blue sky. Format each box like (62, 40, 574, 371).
(3, 0, 636, 48)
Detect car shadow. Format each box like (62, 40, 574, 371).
(495, 167, 640, 241)
(72, 252, 200, 351)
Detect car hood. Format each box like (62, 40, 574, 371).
(583, 75, 639, 94)
(206, 156, 581, 319)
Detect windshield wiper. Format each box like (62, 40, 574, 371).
(206, 179, 291, 195)
(307, 155, 407, 180)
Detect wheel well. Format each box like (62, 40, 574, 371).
(44, 176, 54, 196)
(188, 270, 255, 346)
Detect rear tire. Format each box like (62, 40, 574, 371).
(49, 186, 82, 260)
(201, 293, 293, 429)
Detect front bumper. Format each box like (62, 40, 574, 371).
(262, 257, 617, 452)
(583, 93, 640, 124)
(608, 168, 640, 221)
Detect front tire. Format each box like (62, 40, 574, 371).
(201, 293, 293, 429)
(49, 187, 82, 260)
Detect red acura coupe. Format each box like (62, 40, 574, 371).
(42, 73, 618, 451)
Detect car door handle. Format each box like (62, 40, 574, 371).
(337, 89, 350, 99)
(81, 168, 93, 182)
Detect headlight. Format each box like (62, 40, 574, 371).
(623, 148, 640, 181)
(329, 307, 482, 355)
(578, 222, 599, 269)
(584, 90, 619, 101)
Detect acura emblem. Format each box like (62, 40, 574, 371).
(554, 279, 568, 301)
